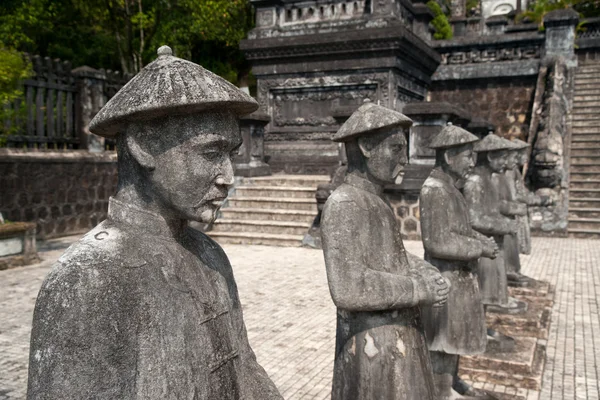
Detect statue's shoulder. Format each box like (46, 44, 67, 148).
(326, 183, 367, 207)
(186, 225, 232, 269)
(50, 222, 143, 285)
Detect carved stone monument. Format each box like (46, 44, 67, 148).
(463, 134, 525, 352)
(420, 125, 499, 400)
(510, 139, 553, 255)
(321, 102, 450, 400)
(27, 46, 283, 400)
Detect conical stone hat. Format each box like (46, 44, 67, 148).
(428, 123, 479, 149)
(332, 101, 412, 143)
(474, 133, 519, 153)
(90, 46, 259, 137)
(511, 138, 530, 149)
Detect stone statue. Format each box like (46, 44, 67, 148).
(27, 46, 283, 400)
(420, 125, 499, 400)
(509, 139, 553, 255)
(321, 102, 450, 400)
(463, 134, 524, 351)
(494, 141, 530, 287)
(463, 134, 519, 310)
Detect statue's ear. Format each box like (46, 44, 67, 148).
(126, 135, 156, 171)
(357, 137, 372, 159)
(443, 149, 452, 166)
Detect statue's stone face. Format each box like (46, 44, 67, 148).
(362, 130, 408, 185)
(140, 112, 241, 223)
(445, 144, 476, 179)
(506, 151, 519, 170)
(487, 150, 508, 173)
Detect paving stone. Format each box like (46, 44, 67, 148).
(0, 236, 598, 399)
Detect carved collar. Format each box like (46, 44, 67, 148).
(430, 167, 458, 188)
(108, 197, 186, 241)
(344, 173, 384, 197)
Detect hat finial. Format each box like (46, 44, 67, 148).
(157, 46, 173, 57)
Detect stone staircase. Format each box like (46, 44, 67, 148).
(568, 61, 600, 239)
(208, 175, 330, 246)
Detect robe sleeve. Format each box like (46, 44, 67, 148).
(499, 200, 528, 217)
(515, 171, 544, 206)
(420, 185, 484, 261)
(27, 258, 137, 400)
(215, 248, 283, 400)
(463, 174, 516, 236)
(321, 197, 419, 311)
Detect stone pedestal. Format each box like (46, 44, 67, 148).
(403, 101, 471, 166)
(543, 9, 579, 68)
(242, 0, 440, 175)
(72, 67, 106, 152)
(0, 222, 38, 270)
(458, 279, 553, 396)
(235, 112, 272, 177)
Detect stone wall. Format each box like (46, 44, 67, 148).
(0, 150, 117, 239)
(429, 76, 536, 139)
(387, 191, 422, 240)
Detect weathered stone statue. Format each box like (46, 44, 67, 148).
(321, 102, 450, 400)
(495, 142, 530, 287)
(420, 125, 499, 400)
(463, 134, 519, 313)
(27, 46, 283, 400)
(510, 139, 553, 255)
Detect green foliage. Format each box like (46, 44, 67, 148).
(466, 0, 480, 16)
(427, 1, 454, 40)
(0, 45, 31, 143)
(517, 0, 600, 29)
(0, 0, 254, 83)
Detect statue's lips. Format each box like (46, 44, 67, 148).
(194, 197, 227, 208)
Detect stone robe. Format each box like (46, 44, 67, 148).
(513, 168, 544, 255)
(497, 170, 528, 275)
(419, 169, 486, 356)
(27, 198, 282, 400)
(463, 166, 515, 306)
(321, 174, 436, 400)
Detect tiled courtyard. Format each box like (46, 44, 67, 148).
(0, 236, 598, 400)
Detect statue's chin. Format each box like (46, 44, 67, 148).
(199, 209, 217, 224)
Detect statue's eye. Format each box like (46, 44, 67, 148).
(203, 150, 221, 161)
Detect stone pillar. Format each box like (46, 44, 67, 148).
(403, 102, 471, 166)
(235, 111, 272, 177)
(543, 9, 579, 68)
(412, 3, 435, 42)
(485, 15, 508, 35)
(73, 66, 106, 153)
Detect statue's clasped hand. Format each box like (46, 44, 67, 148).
(416, 274, 450, 308)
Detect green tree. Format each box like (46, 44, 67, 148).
(518, 0, 600, 28)
(427, 1, 454, 40)
(0, 0, 254, 83)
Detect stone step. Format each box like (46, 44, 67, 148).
(571, 171, 600, 181)
(570, 155, 600, 164)
(572, 100, 600, 108)
(575, 79, 600, 85)
(567, 228, 600, 239)
(243, 175, 330, 188)
(570, 188, 600, 199)
(570, 164, 600, 173)
(575, 72, 600, 79)
(572, 111, 600, 118)
(574, 93, 600, 101)
(219, 208, 316, 223)
(208, 231, 303, 246)
(569, 198, 600, 208)
(571, 127, 600, 134)
(572, 120, 600, 128)
(228, 197, 317, 211)
(571, 135, 600, 142)
(570, 148, 600, 156)
(569, 207, 600, 219)
(570, 142, 600, 149)
(573, 85, 600, 93)
(212, 219, 310, 236)
(235, 185, 316, 199)
(569, 179, 600, 189)
(567, 217, 600, 231)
